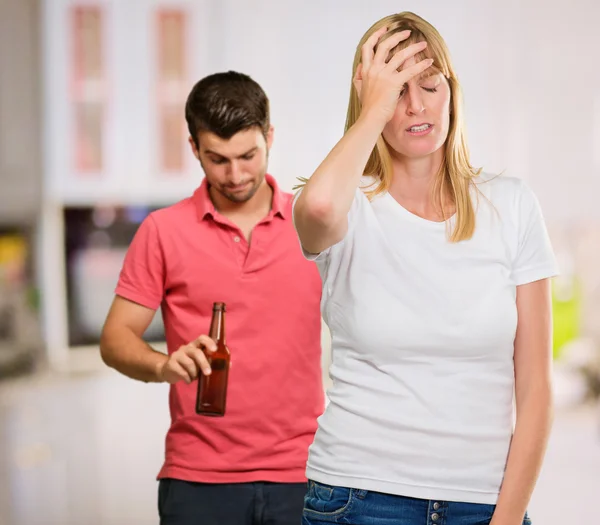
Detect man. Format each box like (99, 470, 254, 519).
(100, 71, 324, 525)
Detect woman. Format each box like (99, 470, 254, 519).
(293, 11, 558, 525)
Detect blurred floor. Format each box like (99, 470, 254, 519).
(0, 359, 599, 525)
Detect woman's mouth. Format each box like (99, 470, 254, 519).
(406, 123, 433, 136)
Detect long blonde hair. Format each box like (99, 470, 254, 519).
(296, 12, 481, 242)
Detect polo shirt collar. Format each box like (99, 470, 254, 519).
(193, 174, 286, 222)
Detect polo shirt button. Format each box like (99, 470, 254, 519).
(233, 236, 241, 243)
(431, 513, 439, 521)
(433, 502, 440, 510)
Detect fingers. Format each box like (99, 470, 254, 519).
(164, 347, 206, 384)
(164, 335, 220, 384)
(168, 360, 192, 384)
(189, 335, 217, 376)
(192, 334, 217, 353)
(361, 26, 388, 72)
(386, 41, 428, 72)
(396, 57, 435, 84)
(177, 353, 199, 381)
(185, 345, 212, 376)
(373, 29, 412, 65)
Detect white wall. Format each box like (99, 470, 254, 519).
(214, 0, 599, 226)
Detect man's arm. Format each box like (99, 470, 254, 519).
(100, 296, 217, 384)
(100, 296, 168, 382)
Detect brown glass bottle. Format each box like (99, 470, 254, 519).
(195, 302, 230, 417)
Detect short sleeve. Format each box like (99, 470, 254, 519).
(511, 180, 559, 286)
(115, 214, 165, 310)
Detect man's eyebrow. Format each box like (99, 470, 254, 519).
(204, 146, 258, 159)
(236, 147, 258, 158)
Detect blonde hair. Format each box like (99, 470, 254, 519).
(296, 12, 482, 242)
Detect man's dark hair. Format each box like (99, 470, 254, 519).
(185, 71, 270, 146)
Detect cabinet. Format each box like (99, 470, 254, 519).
(43, 0, 214, 206)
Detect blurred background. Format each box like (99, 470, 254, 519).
(0, 0, 599, 523)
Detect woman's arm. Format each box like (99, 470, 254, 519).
(491, 278, 554, 525)
(294, 28, 432, 254)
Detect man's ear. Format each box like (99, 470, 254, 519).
(188, 136, 200, 160)
(265, 125, 275, 150)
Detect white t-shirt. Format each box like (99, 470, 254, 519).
(294, 173, 559, 505)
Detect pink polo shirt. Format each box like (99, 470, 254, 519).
(115, 174, 323, 483)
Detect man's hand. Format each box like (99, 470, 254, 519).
(156, 335, 217, 384)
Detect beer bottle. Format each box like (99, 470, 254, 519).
(195, 302, 230, 416)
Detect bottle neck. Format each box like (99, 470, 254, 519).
(208, 309, 226, 345)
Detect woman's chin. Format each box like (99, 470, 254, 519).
(392, 144, 443, 160)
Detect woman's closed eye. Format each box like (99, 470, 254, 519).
(398, 84, 438, 97)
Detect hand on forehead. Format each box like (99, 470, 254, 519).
(399, 56, 442, 83)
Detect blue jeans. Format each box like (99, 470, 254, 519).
(302, 480, 532, 525)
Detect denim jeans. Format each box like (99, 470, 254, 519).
(158, 478, 307, 525)
(302, 480, 532, 525)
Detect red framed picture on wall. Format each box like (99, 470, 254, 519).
(71, 5, 105, 175)
(156, 8, 188, 174)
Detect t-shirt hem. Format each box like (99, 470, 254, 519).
(512, 264, 559, 286)
(158, 465, 308, 484)
(305, 467, 499, 505)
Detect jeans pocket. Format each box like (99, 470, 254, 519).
(303, 480, 353, 518)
